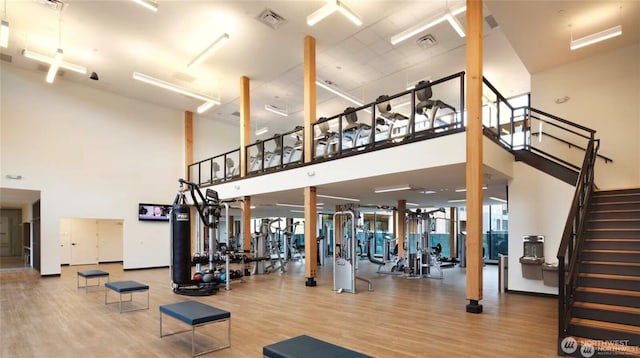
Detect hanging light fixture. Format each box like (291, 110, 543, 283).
(132, 72, 221, 104)
(0, 0, 8, 48)
(570, 25, 622, 50)
(187, 33, 230, 68)
(131, 0, 158, 12)
(46, 48, 63, 84)
(391, 3, 466, 45)
(307, 0, 362, 27)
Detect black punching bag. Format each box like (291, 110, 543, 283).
(171, 204, 191, 284)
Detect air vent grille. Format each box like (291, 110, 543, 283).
(416, 34, 437, 49)
(257, 8, 287, 30)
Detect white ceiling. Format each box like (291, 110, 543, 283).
(2, 0, 638, 214)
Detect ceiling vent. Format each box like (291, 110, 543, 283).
(416, 34, 437, 49)
(484, 15, 499, 29)
(231, 111, 240, 117)
(257, 8, 287, 30)
(36, 0, 66, 12)
(0, 53, 12, 63)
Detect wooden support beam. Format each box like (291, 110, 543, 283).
(397, 200, 406, 259)
(449, 207, 457, 258)
(303, 35, 316, 164)
(304, 187, 318, 286)
(465, 0, 484, 314)
(240, 76, 250, 177)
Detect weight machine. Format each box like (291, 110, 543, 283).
(251, 218, 286, 274)
(333, 209, 373, 294)
(398, 208, 446, 280)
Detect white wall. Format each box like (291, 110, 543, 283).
(531, 44, 640, 189)
(507, 162, 574, 294)
(193, 116, 239, 163)
(0, 66, 185, 274)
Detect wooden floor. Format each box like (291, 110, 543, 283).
(0, 260, 559, 357)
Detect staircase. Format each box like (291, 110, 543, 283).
(513, 149, 579, 186)
(568, 188, 640, 355)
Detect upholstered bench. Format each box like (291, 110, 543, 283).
(263, 335, 372, 358)
(104, 280, 149, 313)
(77, 270, 109, 293)
(159, 301, 231, 357)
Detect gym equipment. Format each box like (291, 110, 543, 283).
(400, 208, 447, 280)
(104, 280, 149, 313)
(414, 80, 457, 131)
(170, 178, 222, 296)
(77, 270, 110, 293)
(251, 218, 286, 274)
(333, 209, 373, 294)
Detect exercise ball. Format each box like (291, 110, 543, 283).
(202, 273, 214, 283)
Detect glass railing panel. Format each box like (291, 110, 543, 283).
(282, 127, 304, 166)
(224, 150, 241, 179)
(247, 142, 263, 174)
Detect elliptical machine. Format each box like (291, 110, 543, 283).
(170, 178, 221, 296)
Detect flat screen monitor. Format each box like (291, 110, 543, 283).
(138, 203, 171, 221)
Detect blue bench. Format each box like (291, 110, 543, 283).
(104, 280, 149, 313)
(77, 270, 109, 293)
(263, 335, 372, 358)
(159, 301, 231, 357)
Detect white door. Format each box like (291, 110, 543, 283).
(60, 218, 71, 265)
(97, 220, 123, 262)
(70, 219, 98, 265)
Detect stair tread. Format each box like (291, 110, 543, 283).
(589, 209, 640, 213)
(583, 249, 640, 254)
(586, 228, 640, 231)
(588, 218, 640, 222)
(574, 301, 640, 315)
(573, 336, 640, 356)
(570, 318, 640, 334)
(576, 287, 640, 297)
(582, 261, 640, 267)
(586, 238, 640, 241)
(578, 273, 640, 281)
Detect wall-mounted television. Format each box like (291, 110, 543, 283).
(138, 203, 172, 222)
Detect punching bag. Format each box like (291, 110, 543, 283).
(171, 204, 191, 284)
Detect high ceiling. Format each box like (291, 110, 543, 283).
(2, 0, 638, 213)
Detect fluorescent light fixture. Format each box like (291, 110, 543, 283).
(448, 199, 466, 203)
(406, 203, 420, 207)
(391, 4, 466, 45)
(132, 72, 221, 103)
(307, 1, 337, 26)
(317, 194, 361, 202)
(336, 1, 362, 26)
(250, 205, 256, 209)
(188, 33, 229, 68)
(255, 127, 269, 136)
(264, 104, 288, 117)
(22, 49, 87, 74)
(0, 20, 8, 48)
(46, 48, 63, 84)
(446, 12, 466, 37)
(290, 210, 305, 213)
(455, 186, 488, 192)
(277, 203, 323, 208)
(316, 80, 363, 106)
(307, 0, 362, 27)
(197, 101, 216, 114)
(422, 190, 436, 194)
(131, 0, 158, 12)
(570, 25, 621, 50)
(374, 185, 412, 194)
(490, 196, 508, 203)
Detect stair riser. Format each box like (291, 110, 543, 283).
(589, 211, 640, 220)
(583, 241, 640, 251)
(567, 325, 639, 347)
(592, 194, 640, 203)
(577, 277, 640, 291)
(587, 221, 640, 229)
(581, 252, 640, 262)
(574, 291, 640, 308)
(591, 202, 640, 211)
(585, 231, 640, 239)
(572, 307, 640, 327)
(580, 264, 640, 276)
